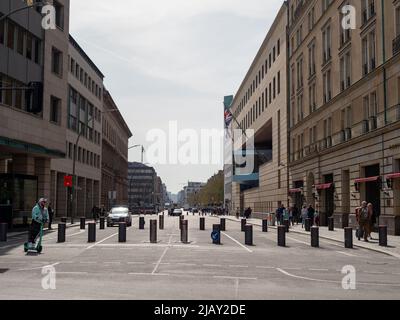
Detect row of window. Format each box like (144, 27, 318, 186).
(68, 86, 101, 145)
(68, 56, 103, 101)
(233, 38, 281, 119)
(236, 72, 282, 131)
(0, 17, 42, 64)
(102, 117, 128, 156)
(67, 142, 101, 169)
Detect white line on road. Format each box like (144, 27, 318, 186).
(336, 251, 357, 257)
(235, 278, 239, 300)
(286, 236, 310, 246)
(86, 232, 119, 250)
(214, 276, 257, 280)
(229, 265, 248, 268)
(16, 262, 60, 272)
(364, 271, 385, 274)
(276, 268, 338, 284)
(256, 266, 275, 269)
(127, 262, 146, 265)
(309, 268, 330, 272)
(203, 264, 222, 268)
(129, 273, 170, 277)
(57, 272, 88, 275)
(152, 234, 173, 274)
(221, 232, 253, 253)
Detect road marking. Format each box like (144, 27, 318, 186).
(152, 234, 173, 274)
(177, 263, 196, 266)
(104, 261, 121, 265)
(364, 271, 385, 274)
(44, 230, 85, 241)
(129, 273, 170, 277)
(86, 232, 119, 250)
(16, 262, 60, 272)
(57, 272, 88, 275)
(256, 266, 275, 269)
(79, 262, 96, 264)
(203, 264, 222, 268)
(309, 268, 329, 272)
(214, 276, 257, 280)
(235, 278, 239, 299)
(286, 236, 310, 246)
(221, 232, 253, 253)
(276, 268, 338, 284)
(229, 265, 248, 268)
(336, 251, 357, 257)
(127, 262, 145, 265)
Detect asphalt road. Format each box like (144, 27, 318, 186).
(0, 211, 399, 300)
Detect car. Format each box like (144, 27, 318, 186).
(172, 209, 183, 216)
(107, 206, 132, 227)
(193, 208, 199, 213)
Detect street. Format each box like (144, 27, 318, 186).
(0, 212, 399, 300)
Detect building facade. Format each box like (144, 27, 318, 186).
(229, 4, 288, 218)
(101, 89, 132, 211)
(128, 162, 156, 209)
(50, 34, 104, 219)
(0, 1, 69, 223)
(287, 0, 400, 235)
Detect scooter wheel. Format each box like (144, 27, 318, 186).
(37, 246, 43, 253)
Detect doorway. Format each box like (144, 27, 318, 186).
(364, 164, 381, 221)
(323, 174, 334, 226)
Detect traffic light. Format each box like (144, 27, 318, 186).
(25, 82, 43, 114)
(64, 175, 73, 188)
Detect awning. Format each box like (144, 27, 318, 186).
(355, 176, 381, 184)
(314, 183, 333, 190)
(289, 188, 302, 194)
(386, 173, 400, 180)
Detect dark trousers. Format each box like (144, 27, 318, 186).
(29, 220, 41, 243)
(48, 213, 54, 229)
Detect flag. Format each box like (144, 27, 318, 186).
(224, 109, 233, 128)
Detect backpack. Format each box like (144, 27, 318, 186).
(360, 208, 369, 221)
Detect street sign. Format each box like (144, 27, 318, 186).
(64, 175, 73, 188)
(211, 231, 220, 242)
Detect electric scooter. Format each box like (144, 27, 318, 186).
(24, 223, 44, 254)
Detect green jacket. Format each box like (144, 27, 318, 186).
(32, 204, 49, 224)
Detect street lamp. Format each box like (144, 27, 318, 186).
(0, 1, 47, 23)
(128, 144, 145, 163)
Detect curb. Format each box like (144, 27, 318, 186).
(224, 216, 400, 259)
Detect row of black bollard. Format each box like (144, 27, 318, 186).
(200, 217, 205, 231)
(159, 214, 164, 230)
(262, 219, 268, 232)
(150, 220, 157, 243)
(181, 220, 188, 243)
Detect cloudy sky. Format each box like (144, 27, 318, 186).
(69, 0, 283, 194)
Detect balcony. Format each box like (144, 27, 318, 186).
(393, 35, 400, 56)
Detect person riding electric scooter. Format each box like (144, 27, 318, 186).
(25, 198, 49, 253)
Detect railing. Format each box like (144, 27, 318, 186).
(290, 104, 400, 162)
(393, 35, 400, 56)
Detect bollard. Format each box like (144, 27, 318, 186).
(57, 223, 66, 243)
(80, 217, 86, 230)
(0, 223, 7, 242)
(100, 217, 105, 230)
(159, 215, 164, 230)
(241, 219, 246, 232)
(277, 225, 286, 247)
(181, 220, 188, 244)
(139, 216, 145, 230)
(220, 218, 226, 231)
(119, 222, 127, 243)
(179, 215, 184, 230)
(311, 226, 319, 248)
(262, 219, 268, 232)
(244, 225, 253, 246)
(200, 217, 205, 231)
(305, 218, 311, 232)
(212, 224, 221, 245)
(88, 222, 96, 243)
(379, 225, 388, 247)
(150, 220, 157, 243)
(344, 227, 353, 249)
(328, 217, 334, 231)
(284, 219, 290, 233)
(61, 217, 67, 223)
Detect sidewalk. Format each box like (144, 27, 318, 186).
(224, 216, 400, 259)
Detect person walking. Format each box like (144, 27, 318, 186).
(28, 198, 49, 248)
(275, 204, 284, 226)
(47, 202, 54, 230)
(357, 201, 372, 242)
(368, 203, 376, 240)
(236, 207, 240, 220)
(288, 207, 294, 226)
(307, 204, 315, 226)
(301, 205, 308, 228)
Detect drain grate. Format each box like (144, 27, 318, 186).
(0, 269, 9, 274)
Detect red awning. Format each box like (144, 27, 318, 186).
(314, 183, 333, 190)
(355, 176, 381, 184)
(289, 188, 302, 194)
(386, 173, 400, 180)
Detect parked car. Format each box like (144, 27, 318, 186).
(107, 206, 132, 227)
(172, 209, 183, 216)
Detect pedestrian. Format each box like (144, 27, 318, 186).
(314, 205, 320, 226)
(47, 202, 54, 230)
(236, 207, 240, 220)
(283, 206, 289, 225)
(307, 204, 315, 226)
(92, 206, 98, 222)
(289, 206, 294, 226)
(247, 207, 252, 219)
(367, 203, 375, 240)
(301, 205, 308, 228)
(357, 201, 371, 242)
(28, 198, 49, 248)
(275, 204, 284, 226)
(293, 204, 300, 225)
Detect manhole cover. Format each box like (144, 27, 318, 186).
(0, 269, 9, 274)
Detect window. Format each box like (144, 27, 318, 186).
(26, 33, 32, 60)
(7, 21, 15, 50)
(17, 27, 24, 55)
(297, 58, 303, 89)
(68, 143, 73, 159)
(309, 82, 316, 113)
(297, 94, 304, 122)
(51, 47, 63, 76)
(278, 71, 281, 94)
(70, 58, 75, 74)
(362, 0, 376, 25)
(54, 1, 64, 29)
(277, 39, 280, 56)
(323, 69, 332, 103)
(308, 41, 316, 76)
(34, 38, 41, 64)
(340, 4, 351, 46)
(362, 31, 376, 75)
(323, 0, 333, 12)
(291, 64, 295, 95)
(308, 7, 315, 31)
(322, 25, 331, 64)
(0, 18, 4, 44)
(273, 77, 276, 99)
(50, 96, 61, 124)
(396, 6, 400, 36)
(75, 63, 79, 78)
(340, 51, 351, 91)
